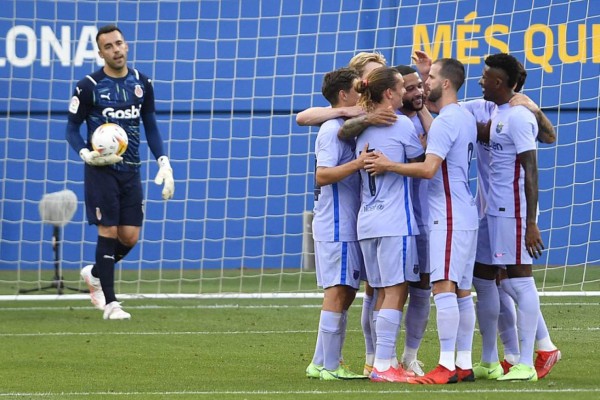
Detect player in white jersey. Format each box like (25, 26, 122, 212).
(414, 50, 560, 380)
(462, 97, 559, 380)
(365, 58, 478, 384)
(305, 67, 373, 381)
(480, 53, 545, 382)
(354, 67, 424, 383)
(296, 52, 396, 376)
(338, 64, 433, 377)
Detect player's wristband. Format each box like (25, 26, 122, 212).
(157, 155, 171, 169)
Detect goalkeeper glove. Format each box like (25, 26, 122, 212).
(154, 156, 174, 200)
(79, 148, 122, 166)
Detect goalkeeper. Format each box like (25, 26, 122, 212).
(65, 24, 174, 320)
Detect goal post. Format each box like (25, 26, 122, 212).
(0, 0, 599, 298)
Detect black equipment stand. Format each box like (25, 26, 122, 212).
(19, 226, 89, 295)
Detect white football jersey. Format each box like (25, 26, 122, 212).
(312, 118, 361, 242)
(487, 104, 538, 218)
(426, 103, 478, 231)
(356, 113, 423, 239)
(460, 99, 497, 218)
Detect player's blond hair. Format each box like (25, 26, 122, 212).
(348, 52, 387, 77)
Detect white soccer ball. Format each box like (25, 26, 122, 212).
(91, 123, 128, 157)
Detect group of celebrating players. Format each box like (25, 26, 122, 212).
(301, 50, 561, 384)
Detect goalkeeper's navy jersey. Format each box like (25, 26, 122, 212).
(68, 67, 155, 172)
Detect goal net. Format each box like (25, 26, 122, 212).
(0, 0, 598, 298)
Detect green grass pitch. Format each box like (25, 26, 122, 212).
(0, 296, 599, 399)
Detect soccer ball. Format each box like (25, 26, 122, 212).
(91, 123, 128, 157)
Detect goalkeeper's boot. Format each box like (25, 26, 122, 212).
(534, 349, 561, 379)
(320, 365, 367, 380)
(80, 264, 105, 310)
(497, 363, 538, 381)
(305, 362, 323, 379)
(473, 361, 504, 380)
(103, 301, 131, 320)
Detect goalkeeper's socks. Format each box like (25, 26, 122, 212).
(90, 241, 132, 278)
(96, 235, 118, 304)
(114, 240, 133, 263)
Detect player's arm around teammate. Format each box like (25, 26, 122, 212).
(306, 67, 376, 380)
(296, 51, 390, 377)
(367, 59, 479, 384)
(297, 52, 388, 127)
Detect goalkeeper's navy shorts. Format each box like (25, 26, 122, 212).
(84, 164, 143, 227)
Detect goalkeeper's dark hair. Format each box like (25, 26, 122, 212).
(355, 67, 401, 112)
(321, 67, 360, 106)
(484, 53, 521, 90)
(433, 58, 465, 91)
(96, 24, 124, 45)
(394, 64, 418, 77)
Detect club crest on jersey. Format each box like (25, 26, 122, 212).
(496, 122, 504, 134)
(134, 85, 143, 98)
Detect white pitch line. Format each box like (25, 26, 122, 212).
(0, 329, 315, 337)
(1, 325, 599, 338)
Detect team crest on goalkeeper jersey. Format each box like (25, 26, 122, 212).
(134, 85, 143, 98)
(496, 122, 504, 133)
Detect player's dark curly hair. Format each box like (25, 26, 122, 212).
(485, 53, 521, 90)
(515, 60, 527, 93)
(321, 67, 360, 106)
(394, 64, 417, 77)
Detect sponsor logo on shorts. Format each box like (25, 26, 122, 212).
(494, 252, 505, 258)
(413, 264, 419, 274)
(95, 207, 102, 221)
